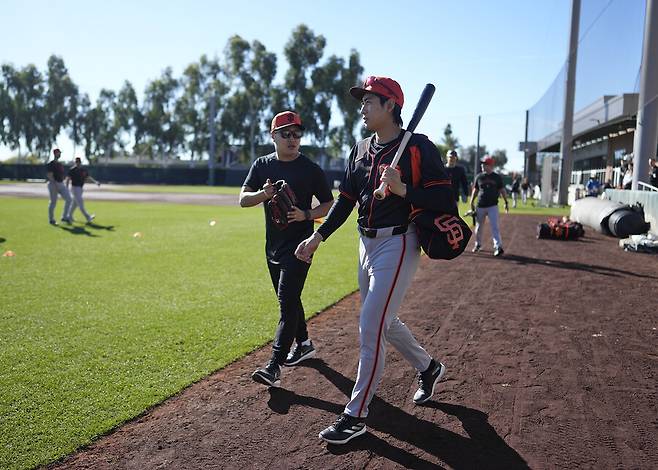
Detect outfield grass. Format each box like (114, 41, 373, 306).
(456, 200, 569, 219)
(0, 197, 359, 470)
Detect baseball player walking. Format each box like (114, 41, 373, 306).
(469, 156, 509, 256)
(46, 148, 73, 225)
(295, 76, 456, 445)
(240, 111, 334, 388)
(66, 157, 100, 223)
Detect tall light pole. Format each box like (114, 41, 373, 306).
(632, 0, 658, 190)
(557, 0, 581, 206)
(474, 115, 481, 179)
(208, 93, 216, 186)
(523, 109, 529, 179)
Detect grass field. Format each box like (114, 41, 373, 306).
(0, 197, 359, 470)
(0, 192, 569, 469)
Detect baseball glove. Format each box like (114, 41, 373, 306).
(268, 180, 298, 230)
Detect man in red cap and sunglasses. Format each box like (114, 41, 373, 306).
(239, 111, 334, 388)
(295, 76, 456, 444)
(468, 156, 509, 256)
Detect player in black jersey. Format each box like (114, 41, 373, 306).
(46, 148, 73, 225)
(66, 157, 100, 223)
(469, 156, 509, 256)
(296, 76, 455, 445)
(444, 149, 469, 203)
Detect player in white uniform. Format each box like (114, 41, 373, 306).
(295, 76, 455, 445)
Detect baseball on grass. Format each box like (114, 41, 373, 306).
(209, 220, 217, 226)
(133, 232, 143, 238)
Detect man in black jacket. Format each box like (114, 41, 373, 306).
(444, 149, 468, 203)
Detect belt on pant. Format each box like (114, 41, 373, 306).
(358, 224, 409, 238)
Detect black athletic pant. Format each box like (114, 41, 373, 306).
(267, 256, 311, 365)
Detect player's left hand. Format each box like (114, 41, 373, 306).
(287, 206, 306, 222)
(380, 166, 406, 197)
(504, 202, 509, 214)
(295, 232, 323, 264)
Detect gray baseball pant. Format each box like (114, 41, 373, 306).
(48, 181, 72, 222)
(344, 226, 432, 418)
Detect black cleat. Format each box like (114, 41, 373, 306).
(251, 362, 281, 387)
(319, 413, 366, 445)
(284, 341, 316, 366)
(413, 359, 446, 404)
(471, 243, 481, 253)
(493, 247, 505, 257)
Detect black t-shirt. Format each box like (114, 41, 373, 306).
(444, 164, 468, 201)
(243, 152, 333, 261)
(650, 166, 658, 187)
(474, 171, 503, 208)
(46, 160, 65, 182)
(68, 166, 88, 187)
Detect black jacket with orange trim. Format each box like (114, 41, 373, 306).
(317, 131, 457, 241)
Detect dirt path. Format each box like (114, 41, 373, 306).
(49, 215, 657, 469)
(0, 183, 237, 206)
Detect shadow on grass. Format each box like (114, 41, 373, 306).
(85, 222, 116, 231)
(267, 359, 529, 470)
(58, 225, 99, 237)
(0, 237, 5, 244)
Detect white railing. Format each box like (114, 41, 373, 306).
(638, 181, 658, 192)
(570, 167, 622, 187)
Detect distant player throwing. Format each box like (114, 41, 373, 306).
(66, 157, 99, 223)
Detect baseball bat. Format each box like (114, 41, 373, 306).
(373, 83, 436, 200)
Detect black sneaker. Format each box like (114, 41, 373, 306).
(413, 359, 446, 404)
(49, 220, 58, 226)
(318, 413, 366, 445)
(284, 341, 316, 366)
(493, 247, 505, 257)
(251, 362, 281, 387)
(471, 243, 481, 253)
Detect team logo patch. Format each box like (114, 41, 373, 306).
(433, 214, 465, 250)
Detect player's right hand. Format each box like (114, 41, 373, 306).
(262, 178, 275, 199)
(295, 232, 322, 264)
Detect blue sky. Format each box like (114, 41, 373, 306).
(0, 0, 646, 170)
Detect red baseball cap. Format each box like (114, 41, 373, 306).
(270, 111, 305, 133)
(350, 76, 404, 108)
(481, 156, 495, 166)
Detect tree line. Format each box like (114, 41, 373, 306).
(0, 24, 363, 164)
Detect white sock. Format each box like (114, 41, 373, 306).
(301, 339, 311, 346)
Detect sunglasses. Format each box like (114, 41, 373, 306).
(279, 130, 303, 140)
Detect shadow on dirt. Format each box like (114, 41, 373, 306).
(268, 359, 529, 470)
(475, 253, 657, 279)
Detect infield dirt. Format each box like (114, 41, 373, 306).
(49, 214, 657, 469)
